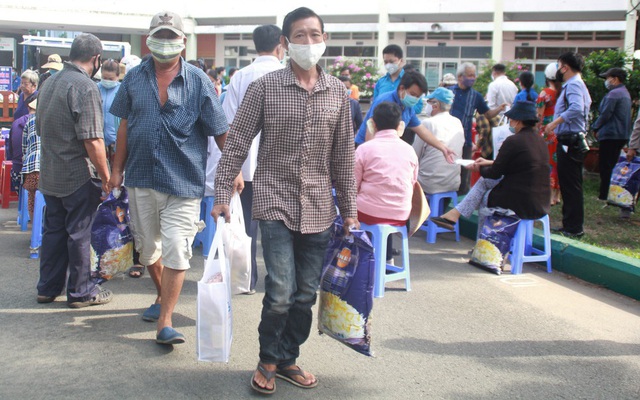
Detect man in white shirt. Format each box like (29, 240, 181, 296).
(486, 63, 518, 115)
(413, 87, 465, 194)
(221, 24, 285, 294)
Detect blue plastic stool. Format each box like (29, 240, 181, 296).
(193, 196, 216, 258)
(420, 191, 460, 243)
(359, 222, 411, 298)
(509, 215, 552, 274)
(17, 187, 30, 231)
(30, 190, 45, 259)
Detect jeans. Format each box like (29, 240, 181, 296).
(258, 220, 331, 368)
(37, 179, 102, 301)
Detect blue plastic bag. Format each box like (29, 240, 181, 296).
(90, 188, 134, 283)
(318, 217, 375, 357)
(469, 212, 520, 275)
(607, 156, 640, 212)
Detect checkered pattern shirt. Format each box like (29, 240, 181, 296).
(110, 58, 228, 198)
(215, 63, 357, 234)
(21, 115, 40, 174)
(36, 62, 103, 197)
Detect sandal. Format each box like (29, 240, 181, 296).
(430, 216, 456, 231)
(276, 366, 318, 389)
(251, 363, 276, 395)
(128, 264, 145, 278)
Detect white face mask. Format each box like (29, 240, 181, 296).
(423, 103, 433, 117)
(385, 62, 400, 75)
(286, 38, 326, 71)
(146, 36, 185, 63)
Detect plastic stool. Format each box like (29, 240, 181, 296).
(193, 196, 216, 258)
(420, 191, 460, 243)
(1, 160, 18, 208)
(509, 215, 552, 274)
(17, 187, 30, 231)
(359, 222, 411, 298)
(30, 190, 45, 259)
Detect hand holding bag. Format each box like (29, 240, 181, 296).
(222, 193, 252, 294)
(197, 217, 233, 362)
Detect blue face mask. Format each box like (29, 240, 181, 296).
(462, 77, 476, 88)
(49, 69, 58, 76)
(101, 79, 118, 90)
(508, 125, 516, 134)
(402, 93, 420, 108)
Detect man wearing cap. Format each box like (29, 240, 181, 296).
(413, 87, 465, 195)
(590, 67, 632, 204)
(38, 54, 63, 89)
(109, 11, 230, 345)
(36, 33, 113, 308)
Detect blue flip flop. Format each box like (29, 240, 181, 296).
(156, 327, 185, 345)
(142, 303, 161, 322)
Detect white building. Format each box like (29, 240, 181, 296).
(0, 0, 636, 88)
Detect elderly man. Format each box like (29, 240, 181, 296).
(36, 33, 112, 308)
(221, 24, 285, 295)
(109, 11, 230, 345)
(451, 62, 506, 193)
(213, 7, 357, 394)
(544, 52, 592, 237)
(14, 70, 38, 121)
(591, 67, 632, 202)
(413, 87, 465, 195)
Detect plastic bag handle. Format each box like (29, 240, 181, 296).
(229, 192, 245, 228)
(201, 217, 228, 280)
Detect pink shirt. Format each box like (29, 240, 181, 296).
(355, 129, 418, 221)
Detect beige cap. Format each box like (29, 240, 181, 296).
(42, 54, 63, 70)
(149, 11, 184, 36)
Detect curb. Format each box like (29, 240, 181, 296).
(458, 212, 640, 301)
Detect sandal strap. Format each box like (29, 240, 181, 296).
(277, 366, 305, 378)
(257, 363, 277, 381)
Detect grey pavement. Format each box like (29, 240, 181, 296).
(1, 203, 639, 399)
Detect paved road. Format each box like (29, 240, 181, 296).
(0, 204, 639, 399)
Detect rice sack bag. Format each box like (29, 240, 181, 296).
(90, 188, 134, 283)
(318, 218, 375, 357)
(469, 212, 520, 275)
(607, 156, 640, 212)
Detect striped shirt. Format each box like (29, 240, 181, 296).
(110, 57, 228, 198)
(36, 62, 103, 197)
(215, 62, 357, 234)
(21, 115, 40, 174)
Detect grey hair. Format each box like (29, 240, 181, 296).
(69, 33, 102, 63)
(438, 101, 452, 112)
(456, 62, 476, 78)
(21, 70, 39, 86)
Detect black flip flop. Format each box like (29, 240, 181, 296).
(276, 366, 318, 389)
(251, 363, 276, 395)
(430, 216, 456, 231)
(128, 265, 145, 278)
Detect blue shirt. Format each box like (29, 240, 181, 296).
(355, 90, 421, 145)
(110, 58, 228, 198)
(554, 74, 592, 135)
(514, 88, 538, 104)
(373, 69, 404, 100)
(450, 85, 489, 146)
(98, 82, 121, 147)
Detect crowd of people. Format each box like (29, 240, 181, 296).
(3, 5, 638, 396)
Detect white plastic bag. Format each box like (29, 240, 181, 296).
(197, 217, 232, 362)
(222, 193, 252, 294)
(492, 115, 512, 159)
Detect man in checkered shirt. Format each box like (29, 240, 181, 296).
(213, 7, 358, 394)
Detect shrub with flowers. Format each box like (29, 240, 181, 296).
(328, 56, 380, 99)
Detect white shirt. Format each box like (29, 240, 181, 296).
(204, 137, 221, 197)
(221, 55, 284, 181)
(413, 112, 465, 194)
(486, 75, 518, 112)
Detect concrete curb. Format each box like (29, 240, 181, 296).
(458, 212, 640, 301)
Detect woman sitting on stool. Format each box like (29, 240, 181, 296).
(355, 101, 419, 264)
(431, 101, 550, 233)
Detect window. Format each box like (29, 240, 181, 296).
(223, 33, 241, 40)
(330, 32, 350, 40)
(326, 46, 342, 57)
(461, 46, 492, 59)
(241, 33, 253, 41)
(479, 32, 493, 40)
(540, 32, 565, 41)
(536, 47, 575, 60)
(427, 32, 451, 40)
(453, 32, 478, 40)
(406, 46, 424, 58)
(425, 46, 460, 58)
(344, 46, 376, 57)
(352, 32, 374, 40)
(406, 59, 422, 73)
(238, 46, 248, 57)
(515, 47, 535, 59)
(595, 31, 623, 40)
(224, 46, 238, 57)
(568, 32, 593, 40)
(578, 47, 616, 56)
(515, 32, 538, 40)
(406, 32, 425, 40)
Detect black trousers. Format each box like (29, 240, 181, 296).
(598, 139, 628, 200)
(37, 179, 102, 301)
(557, 146, 584, 233)
(240, 180, 259, 290)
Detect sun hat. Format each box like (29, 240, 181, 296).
(504, 101, 538, 122)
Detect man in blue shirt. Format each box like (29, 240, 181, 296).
(109, 11, 234, 345)
(373, 44, 405, 100)
(544, 52, 592, 238)
(450, 62, 506, 193)
(355, 70, 455, 161)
